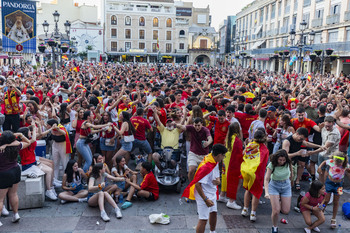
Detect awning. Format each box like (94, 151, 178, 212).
(0, 54, 8, 59)
(254, 25, 263, 35)
(251, 40, 266, 50)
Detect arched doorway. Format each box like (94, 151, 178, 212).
(195, 55, 210, 65)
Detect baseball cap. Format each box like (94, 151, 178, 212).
(267, 106, 276, 112)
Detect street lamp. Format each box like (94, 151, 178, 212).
(38, 11, 71, 75)
(289, 20, 314, 73)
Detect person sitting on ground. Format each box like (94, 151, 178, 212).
(121, 161, 159, 209)
(111, 155, 138, 203)
(300, 180, 326, 233)
(87, 163, 124, 222)
(58, 159, 88, 204)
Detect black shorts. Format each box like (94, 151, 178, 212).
(135, 190, 155, 201)
(0, 166, 21, 189)
(293, 156, 310, 164)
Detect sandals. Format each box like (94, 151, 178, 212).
(295, 183, 301, 190)
(331, 219, 336, 229)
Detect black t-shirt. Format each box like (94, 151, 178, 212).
(312, 116, 325, 145)
(286, 135, 303, 154)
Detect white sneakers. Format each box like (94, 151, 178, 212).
(1, 206, 9, 216)
(313, 227, 320, 232)
(304, 228, 311, 233)
(115, 208, 122, 219)
(45, 189, 58, 201)
(226, 201, 242, 210)
(78, 198, 88, 203)
(250, 213, 257, 222)
(12, 212, 20, 223)
(218, 196, 229, 203)
(241, 208, 249, 217)
(60, 200, 67, 204)
(101, 211, 110, 222)
(53, 179, 62, 188)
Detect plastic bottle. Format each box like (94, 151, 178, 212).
(318, 203, 325, 210)
(337, 224, 342, 233)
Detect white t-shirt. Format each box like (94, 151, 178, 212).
(105, 106, 118, 123)
(248, 119, 265, 140)
(194, 164, 220, 200)
(111, 164, 129, 176)
(228, 117, 242, 129)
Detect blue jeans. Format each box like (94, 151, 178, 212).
(76, 138, 92, 172)
(268, 179, 292, 197)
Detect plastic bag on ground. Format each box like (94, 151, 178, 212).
(149, 213, 170, 224)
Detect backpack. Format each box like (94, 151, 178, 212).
(342, 202, 350, 219)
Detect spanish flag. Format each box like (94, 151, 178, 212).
(73, 66, 80, 72)
(56, 124, 72, 154)
(157, 37, 159, 50)
(307, 74, 312, 82)
(222, 135, 243, 200)
(242, 91, 255, 103)
(240, 141, 269, 199)
(62, 55, 68, 60)
(182, 153, 218, 200)
(74, 84, 87, 92)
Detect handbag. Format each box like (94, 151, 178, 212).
(105, 138, 114, 146)
(124, 134, 134, 142)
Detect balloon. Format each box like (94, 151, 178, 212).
(289, 62, 294, 66)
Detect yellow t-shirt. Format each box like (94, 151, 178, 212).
(158, 125, 180, 149)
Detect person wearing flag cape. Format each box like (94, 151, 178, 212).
(241, 128, 269, 222)
(181, 144, 228, 233)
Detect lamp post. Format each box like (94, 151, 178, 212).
(289, 20, 314, 73)
(39, 11, 71, 75)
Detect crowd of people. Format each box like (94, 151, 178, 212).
(0, 62, 350, 233)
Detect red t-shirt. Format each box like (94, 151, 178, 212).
(131, 116, 151, 140)
(159, 108, 167, 126)
(19, 141, 37, 165)
(209, 116, 230, 145)
(235, 112, 258, 139)
(291, 118, 316, 133)
(140, 171, 159, 200)
(265, 117, 277, 135)
(169, 102, 185, 109)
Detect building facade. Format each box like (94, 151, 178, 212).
(235, 0, 350, 75)
(218, 16, 237, 66)
(103, 0, 217, 65)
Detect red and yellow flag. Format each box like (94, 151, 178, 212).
(57, 124, 72, 154)
(182, 153, 218, 200)
(62, 55, 68, 60)
(240, 141, 269, 199)
(222, 135, 243, 200)
(157, 38, 159, 50)
(307, 74, 312, 82)
(242, 91, 255, 103)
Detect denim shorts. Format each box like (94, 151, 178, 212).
(325, 177, 343, 195)
(71, 184, 84, 195)
(132, 139, 152, 154)
(121, 139, 133, 152)
(22, 161, 37, 171)
(268, 179, 292, 197)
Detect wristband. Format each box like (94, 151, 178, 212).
(204, 196, 208, 202)
(98, 184, 102, 190)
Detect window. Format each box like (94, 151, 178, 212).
(139, 17, 145, 26)
(314, 33, 321, 44)
(282, 37, 288, 46)
(268, 39, 274, 48)
(200, 39, 207, 48)
(260, 8, 264, 23)
(266, 6, 269, 20)
(271, 4, 276, 19)
(153, 17, 159, 27)
(302, 13, 310, 29)
(285, 0, 291, 14)
(303, 0, 311, 7)
(197, 15, 206, 24)
(331, 4, 340, 15)
(125, 16, 131, 26)
(294, 0, 298, 12)
(179, 30, 185, 36)
(328, 30, 338, 42)
(139, 30, 145, 39)
(316, 8, 324, 19)
(139, 42, 145, 49)
(166, 18, 172, 27)
(166, 43, 172, 53)
(278, 3, 281, 17)
(166, 31, 171, 40)
(111, 42, 117, 51)
(111, 29, 117, 38)
(125, 42, 131, 51)
(346, 29, 350, 41)
(291, 14, 297, 30)
(153, 30, 158, 40)
(111, 15, 117, 25)
(125, 29, 131, 39)
(152, 43, 158, 52)
(179, 43, 184, 50)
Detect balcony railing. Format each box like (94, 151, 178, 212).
(189, 48, 213, 52)
(111, 48, 118, 51)
(345, 11, 350, 21)
(326, 14, 340, 25)
(311, 18, 323, 27)
(176, 49, 187, 53)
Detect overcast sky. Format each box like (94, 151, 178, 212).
(51, 0, 255, 30)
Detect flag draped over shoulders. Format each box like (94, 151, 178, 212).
(182, 153, 217, 200)
(240, 141, 269, 199)
(222, 135, 243, 200)
(57, 124, 72, 154)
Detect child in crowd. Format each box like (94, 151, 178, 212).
(318, 151, 350, 228)
(87, 163, 125, 222)
(58, 159, 88, 204)
(300, 180, 326, 233)
(121, 162, 159, 209)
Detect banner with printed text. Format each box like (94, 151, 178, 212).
(2, 0, 36, 53)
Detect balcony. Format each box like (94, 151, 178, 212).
(345, 11, 350, 21)
(189, 48, 213, 52)
(311, 18, 323, 27)
(176, 49, 187, 53)
(111, 47, 118, 52)
(326, 14, 340, 25)
(176, 19, 189, 25)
